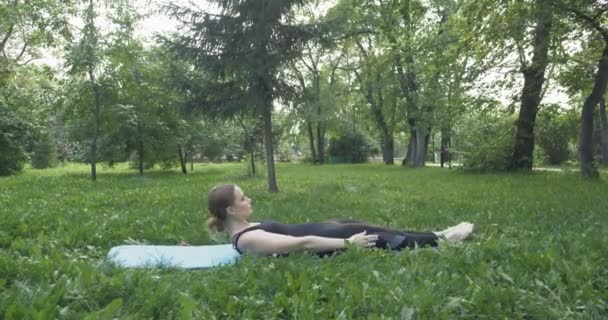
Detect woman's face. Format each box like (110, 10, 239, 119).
(228, 186, 252, 219)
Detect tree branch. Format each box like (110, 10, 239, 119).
(329, 47, 347, 86)
(0, 24, 14, 53)
(516, 41, 528, 70)
(552, 0, 608, 42)
(298, 55, 314, 73)
(304, 41, 318, 73)
(17, 57, 36, 66)
(16, 41, 27, 62)
(354, 38, 368, 59)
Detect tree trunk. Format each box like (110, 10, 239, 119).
(314, 73, 325, 165)
(440, 127, 451, 168)
(431, 130, 435, 164)
(393, 1, 421, 167)
(138, 123, 144, 176)
(413, 128, 427, 167)
(87, 68, 100, 182)
(402, 131, 416, 166)
(510, 0, 553, 170)
(600, 97, 608, 167)
(307, 121, 317, 164)
(382, 134, 394, 165)
(188, 142, 194, 172)
(178, 144, 187, 174)
(371, 92, 394, 165)
(262, 104, 278, 192)
(317, 123, 325, 164)
(250, 147, 256, 176)
(358, 70, 394, 165)
(580, 45, 608, 178)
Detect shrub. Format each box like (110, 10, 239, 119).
(0, 107, 32, 175)
(328, 131, 376, 163)
(535, 105, 578, 165)
(31, 132, 58, 169)
(455, 111, 516, 171)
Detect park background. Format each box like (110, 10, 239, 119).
(1, 0, 608, 318)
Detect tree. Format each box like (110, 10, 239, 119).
(0, 0, 72, 67)
(0, 105, 31, 175)
(65, 0, 104, 181)
(535, 104, 578, 165)
(553, 0, 608, 178)
(509, 0, 554, 170)
(165, 1, 316, 192)
(105, 6, 183, 175)
(1, 0, 72, 175)
(600, 95, 608, 166)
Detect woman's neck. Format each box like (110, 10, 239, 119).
(224, 217, 251, 236)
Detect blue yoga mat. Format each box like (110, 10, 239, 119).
(107, 244, 241, 269)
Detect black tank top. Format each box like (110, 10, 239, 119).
(230, 219, 413, 254)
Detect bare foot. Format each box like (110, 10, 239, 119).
(440, 222, 474, 242)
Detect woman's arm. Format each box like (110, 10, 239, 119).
(237, 230, 378, 256)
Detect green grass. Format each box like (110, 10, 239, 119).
(1, 162, 607, 319)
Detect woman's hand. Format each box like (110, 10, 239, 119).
(346, 231, 379, 248)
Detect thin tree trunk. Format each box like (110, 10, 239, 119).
(580, 45, 608, 178)
(236, 115, 256, 175)
(307, 121, 317, 164)
(510, 0, 553, 170)
(431, 130, 435, 164)
(138, 123, 144, 176)
(314, 74, 325, 165)
(188, 142, 194, 172)
(600, 97, 608, 166)
(87, 67, 100, 182)
(262, 104, 278, 192)
(250, 147, 256, 176)
(317, 123, 325, 164)
(440, 128, 451, 168)
(178, 144, 187, 174)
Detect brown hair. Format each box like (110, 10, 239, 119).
(207, 184, 236, 233)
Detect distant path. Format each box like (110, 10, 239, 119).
(425, 163, 577, 172)
(386, 158, 589, 172)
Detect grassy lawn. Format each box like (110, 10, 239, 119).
(1, 163, 607, 319)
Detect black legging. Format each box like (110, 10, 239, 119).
(322, 218, 439, 250)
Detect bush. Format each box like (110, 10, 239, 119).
(328, 131, 376, 163)
(455, 111, 516, 171)
(535, 105, 578, 165)
(31, 132, 58, 169)
(0, 107, 32, 175)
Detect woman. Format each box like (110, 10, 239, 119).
(208, 184, 474, 256)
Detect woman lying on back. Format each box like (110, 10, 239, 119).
(207, 184, 474, 256)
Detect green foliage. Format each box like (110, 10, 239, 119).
(164, 0, 315, 117)
(0, 164, 607, 318)
(455, 106, 516, 171)
(0, 106, 31, 175)
(0, 0, 73, 65)
(0, 64, 62, 174)
(535, 105, 579, 165)
(328, 131, 378, 163)
(30, 131, 58, 169)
